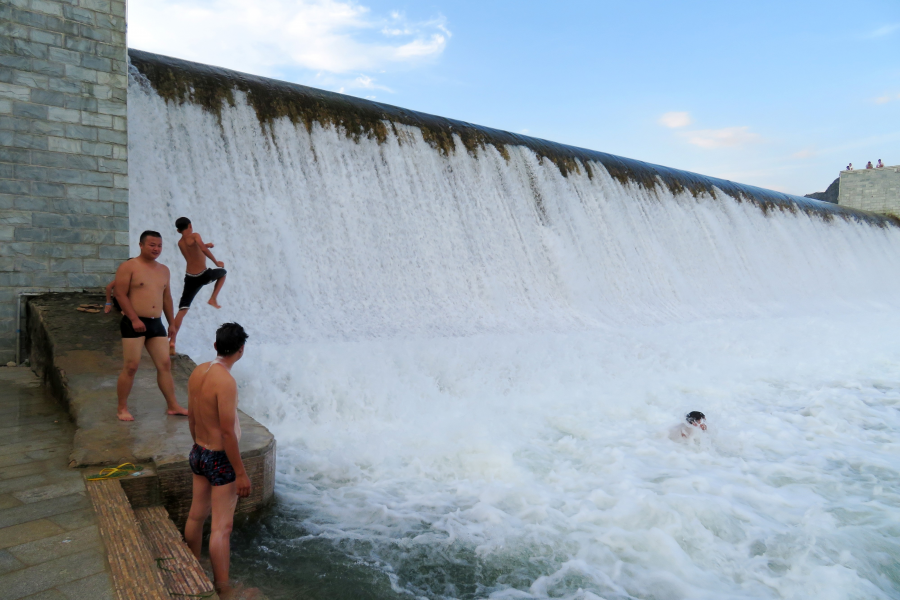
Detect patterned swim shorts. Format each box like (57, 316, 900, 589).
(188, 444, 236, 486)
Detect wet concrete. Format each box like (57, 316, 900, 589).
(27, 293, 275, 523)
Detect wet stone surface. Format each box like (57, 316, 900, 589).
(0, 367, 114, 600)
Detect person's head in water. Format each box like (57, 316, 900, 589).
(175, 217, 192, 234)
(138, 230, 162, 260)
(215, 322, 248, 359)
(686, 411, 707, 431)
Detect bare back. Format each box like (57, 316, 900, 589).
(115, 258, 170, 318)
(178, 233, 209, 275)
(188, 361, 241, 450)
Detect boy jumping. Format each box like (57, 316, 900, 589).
(170, 217, 227, 353)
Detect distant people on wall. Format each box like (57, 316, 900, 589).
(847, 163, 853, 171)
(866, 161, 874, 169)
(877, 159, 884, 168)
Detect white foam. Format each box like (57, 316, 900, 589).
(129, 73, 900, 598)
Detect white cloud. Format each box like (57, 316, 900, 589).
(128, 0, 450, 81)
(869, 23, 900, 38)
(874, 93, 900, 104)
(659, 111, 692, 128)
(683, 126, 760, 149)
(792, 148, 816, 159)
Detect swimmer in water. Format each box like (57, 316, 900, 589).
(669, 411, 707, 441)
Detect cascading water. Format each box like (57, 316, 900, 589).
(128, 51, 900, 599)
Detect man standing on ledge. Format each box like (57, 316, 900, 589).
(114, 231, 188, 421)
(185, 322, 251, 596)
(170, 217, 227, 354)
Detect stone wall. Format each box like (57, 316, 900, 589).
(838, 165, 900, 217)
(0, 0, 128, 363)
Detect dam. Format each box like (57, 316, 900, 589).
(121, 51, 900, 599)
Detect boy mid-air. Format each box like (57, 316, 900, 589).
(170, 217, 227, 354)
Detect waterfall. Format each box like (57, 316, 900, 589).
(128, 51, 900, 600)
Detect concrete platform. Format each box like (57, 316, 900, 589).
(26, 293, 276, 525)
(0, 366, 115, 600)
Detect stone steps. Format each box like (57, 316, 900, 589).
(86, 478, 217, 600)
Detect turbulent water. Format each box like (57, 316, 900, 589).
(128, 66, 900, 599)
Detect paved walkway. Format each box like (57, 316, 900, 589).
(0, 367, 115, 600)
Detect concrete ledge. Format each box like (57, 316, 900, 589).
(27, 292, 275, 525)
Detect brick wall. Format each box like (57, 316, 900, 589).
(838, 165, 900, 217)
(0, 0, 128, 363)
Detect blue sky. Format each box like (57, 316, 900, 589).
(130, 0, 900, 195)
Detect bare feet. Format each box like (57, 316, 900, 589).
(208, 298, 221, 309)
(167, 405, 189, 416)
(117, 409, 135, 421)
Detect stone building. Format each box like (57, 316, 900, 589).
(0, 0, 128, 363)
(838, 164, 900, 217)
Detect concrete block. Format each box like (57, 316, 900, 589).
(0, 179, 31, 195)
(46, 167, 82, 184)
(79, 25, 114, 44)
(95, 72, 125, 89)
(65, 154, 97, 171)
(12, 101, 48, 120)
(30, 150, 66, 167)
(47, 76, 81, 94)
(33, 274, 67, 287)
(7, 8, 48, 30)
(31, 0, 65, 17)
(30, 178, 66, 197)
(12, 39, 50, 60)
(0, 211, 32, 225)
(12, 71, 49, 89)
(96, 99, 125, 116)
(67, 185, 99, 200)
(0, 83, 31, 102)
(0, 272, 34, 285)
(0, 242, 32, 257)
(51, 258, 82, 273)
(62, 5, 96, 24)
(81, 55, 111, 72)
(64, 123, 96, 141)
(97, 158, 126, 174)
(65, 244, 97, 258)
(32, 212, 68, 228)
(80, 111, 111, 127)
(110, 216, 126, 231)
(97, 187, 125, 201)
(96, 42, 124, 60)
(83, 258, 113, 273)
(67, 214, 101, 229)
(98, 244, 127, 259)
(14, 164, 50, 181)
(0, 226, 14, 241)
(14, 196, 51, 212)
(47, 136, 80, 153)
(96, 128, 125, 145)
(0, 22, 30, 40)
(32, 243, 65, 258)
(64, 64, 98, 83)
(44, 14, 80, 37)
(30, 89, 67, 107)
(0, 115, 30, 132)
(64, 37, 96, 55)
(110, 0, 125, 17)
(111, 116, 125, 131)
(80, 141, 111, 157)
(0, 55, 32, 70)
(65, 95, 96, 111)
(0, 257, 15, 272)
(111, 145, 125, 160)
(82, 199, 113, 215)
(48, 47, 81, 66)
(113, 174, 126, 189)
(47, 106, 80, 123)
(113, 231, 127, 245)
(81, 171, 112, 187)
(0, 99, 12, 114)
(30, 29, 63, 48)
(12, 132, 49, 150)
(31, 59, 66, 78)
(68, 272, 108, 287)
(87, 83, 111, 99)
(0, 147, 31, 164)
(0, 193, 12, 209)
(15, 256, 49, 271)
(0, 164, 14, 179)
(112, 201, 126, 216)
(14, 227, 48, 242)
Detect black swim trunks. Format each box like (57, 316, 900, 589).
(189, 444, 237, 486)
(120, 316, 167, 339)
(178, 268, 227, 310)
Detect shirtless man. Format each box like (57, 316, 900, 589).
(184, 322, 251, 595)
(113, 231, 188, 421)
(170, 217, 227, 354)
(668, 411, 707, 441)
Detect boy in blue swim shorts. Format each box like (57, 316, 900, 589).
(184, 323, 251, 595)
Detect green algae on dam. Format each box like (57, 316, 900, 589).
(129, 49, 899, 228)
